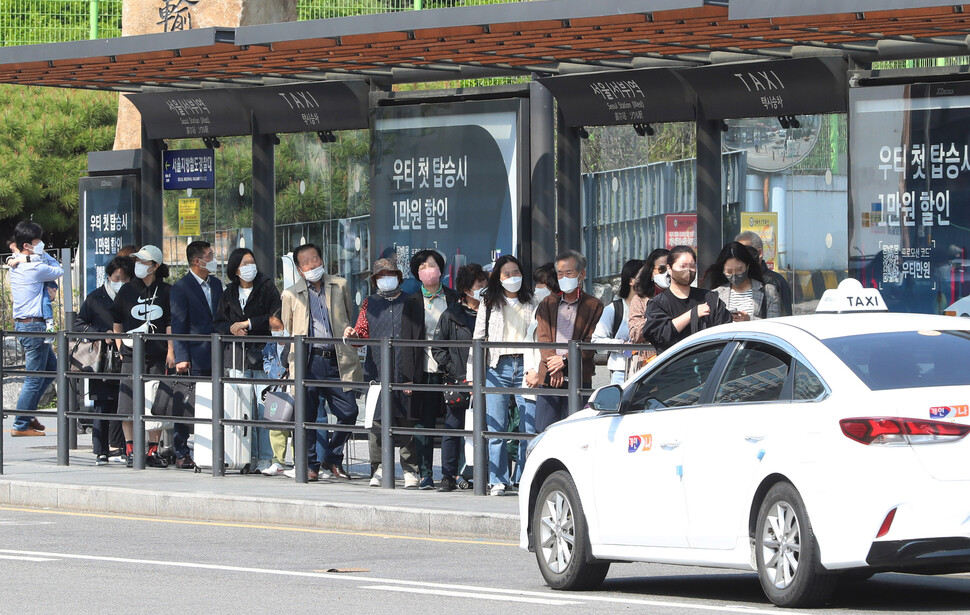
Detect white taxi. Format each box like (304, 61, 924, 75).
(519, 280, 970, 607)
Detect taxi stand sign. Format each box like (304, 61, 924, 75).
(816, 279, 889, 313)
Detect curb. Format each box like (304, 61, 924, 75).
(0, 479, 519, 541)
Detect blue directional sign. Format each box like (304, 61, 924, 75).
(163, 148, 215, 190)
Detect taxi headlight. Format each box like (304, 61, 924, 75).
(526, 431, 545, 458)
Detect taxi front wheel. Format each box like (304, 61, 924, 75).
(532, 470, 609, 590)
(755, 482, 837, 607)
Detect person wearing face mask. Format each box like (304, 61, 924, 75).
(627, 248, 671, 345)
(169, 240, 225, 470)
(400, 249, 461, 490)
(644, 245, 732, 355)
(534, 250, 605, 434)
(280, 243, 362, 482)
(261, 315, 292, 476)
(344, 257, 417, 487)
(214, 247, 282, 473)
(467, 254, 540, 496)
(520, 262, 558, 484)
(7, 221, 63, 437)
(592, 258, 644, 385)
(430, 263, 488, 492)
(74, 255, 134, 463)
(111, 245, 176, 467)
(705, 241, 780, 322)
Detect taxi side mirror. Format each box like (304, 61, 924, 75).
(588, 384, 622, 413)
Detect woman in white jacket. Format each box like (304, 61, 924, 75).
(467, 255, 540, 496)
(591, 258, 644, 384)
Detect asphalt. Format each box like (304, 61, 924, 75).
(0, 426, 520, 541)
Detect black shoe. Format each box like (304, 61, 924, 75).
(437, 476, 457, 492)
(146, 451, 169, 468)
(95, 455, 109, 466)
(125, 453, 133, 468)
(175, 456, 196, 470)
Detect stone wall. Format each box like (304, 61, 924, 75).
(113, 0, 297, 150)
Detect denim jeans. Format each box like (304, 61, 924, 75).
(485, 355, 529, 487)
(307, 355, 358, 470)
(13, 321, 56, 431)
(513, 396, 536, 485)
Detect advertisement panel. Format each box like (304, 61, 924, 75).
(849, 83, 970, 314)
(371, 99, 523, 286)
(80, 176, 135, 297)
(740, 212, 778, 270)
(665, 214, 697, 250)
(178, 198, 201, 236)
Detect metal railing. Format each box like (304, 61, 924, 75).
(0, 328, 652, 495)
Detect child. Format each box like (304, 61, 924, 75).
(261, 315, 290, 476)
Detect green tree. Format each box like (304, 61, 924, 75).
(0, 84, 117, 244)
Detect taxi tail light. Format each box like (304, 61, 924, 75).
(876, 508, 897, 538)
(840, 417, 970, 445)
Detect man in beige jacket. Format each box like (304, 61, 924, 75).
(281, 243, 362, 481)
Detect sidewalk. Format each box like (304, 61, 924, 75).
(0, 428, 520, 541)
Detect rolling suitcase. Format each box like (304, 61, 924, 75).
(193, 381, 254, 473)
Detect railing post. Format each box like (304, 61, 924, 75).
(56, 330, 70, 465)
(292, 335, 307, 483)
(210, 333, 224, 477)
(62, 248, 77, 451)
(0, 330, 4, 475)
(380, 337, 394, 488)
(132, 333, 146, 470)
(568, 339, 581, 416)
(472, 339, 487, 496)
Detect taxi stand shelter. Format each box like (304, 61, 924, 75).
(0, 0, 969, 276)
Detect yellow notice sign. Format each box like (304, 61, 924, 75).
(178, 198, 200, 236)
(741, 212, 778, 270)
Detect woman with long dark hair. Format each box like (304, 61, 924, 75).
(592, 258, 644, 384)
(628, 248, 670, 344)
(214, 247, 282, 473)
(704, 241, 780, 321)
(643, 245, 731, 354)
(468, 254, 539, 496)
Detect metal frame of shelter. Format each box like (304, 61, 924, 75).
(2, 0, 970, 272)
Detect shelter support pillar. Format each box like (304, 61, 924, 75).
(556, 108, 582, 255)
(139, 123, 164, 248)
(529, 82, 556, 273)
(252, 121, 277, 280)
(696, 108, 722, 274)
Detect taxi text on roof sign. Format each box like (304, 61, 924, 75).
(816, 279, 889, 313)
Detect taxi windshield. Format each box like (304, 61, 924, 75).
(823, 330, 970, 391)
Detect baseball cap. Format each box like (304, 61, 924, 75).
(132, 245, 163, 264)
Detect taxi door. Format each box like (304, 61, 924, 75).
(591, 343, 729, 548)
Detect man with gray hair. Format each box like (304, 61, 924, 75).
(736, 230, 792, 316)
(534, 249, 603, 432)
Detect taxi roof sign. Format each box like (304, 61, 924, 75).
(815, 279, 888, 314)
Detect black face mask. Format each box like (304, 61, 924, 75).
(727, 270, 748, 287)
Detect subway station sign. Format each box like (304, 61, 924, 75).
(163, 148, 215, 190)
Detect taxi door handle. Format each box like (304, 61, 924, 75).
(660, 440, 681, 450)
(745, 435, 766, 443)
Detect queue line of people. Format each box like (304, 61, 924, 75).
(60, 228, 791, 496)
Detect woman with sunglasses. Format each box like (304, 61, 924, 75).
(627, 248, 671, 345)
(643, 245, 731, 354)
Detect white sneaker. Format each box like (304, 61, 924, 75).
(254, 459, 272, 473)
(262, 462, 284, 476)
(369, 465, 382, 487)
(404, 471, 420, 489)
(283, 468, 296, 479)
(490, 483, 507, 496)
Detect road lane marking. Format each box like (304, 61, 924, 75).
(0, 506, 515, 546)
(0, 548, 782, 614)
(360, 585, 581, 606)
(0, 554, 57, 562)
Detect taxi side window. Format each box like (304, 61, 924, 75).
(627, 345, 726, 411)
(792, 360, 826, 400)
(713, 342, 791, 404)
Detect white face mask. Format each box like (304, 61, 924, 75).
(134, 262, 152, 279)
(653, 273, 671, 289)
(534, 287, 551, 302)
(558, 275, 580, 294)
(303, 265, 325, 283)
(271, 329, 288, 338)
(202, 258, 218, 274)
(107, 280, 125, 293)
(501, 276, 523, 293)
(237, 264, 257, 282)
(468, 287, 484, 302)
(32, 241, 45, 255)
(376, 276, 399, 293)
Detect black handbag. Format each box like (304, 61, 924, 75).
(151, 372, 196, 417)
(443, 379, 470, 412)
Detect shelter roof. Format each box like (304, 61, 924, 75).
(0, 0, 968, 92)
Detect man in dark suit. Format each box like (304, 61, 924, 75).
(170, 240, 224, 469)
(534, 249, 604, 433)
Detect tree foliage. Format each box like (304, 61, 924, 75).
(0, 84, 117, 244)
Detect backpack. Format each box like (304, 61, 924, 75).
(610, 297, 624, 338)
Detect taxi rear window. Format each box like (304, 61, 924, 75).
(823, 330, 970, 391)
